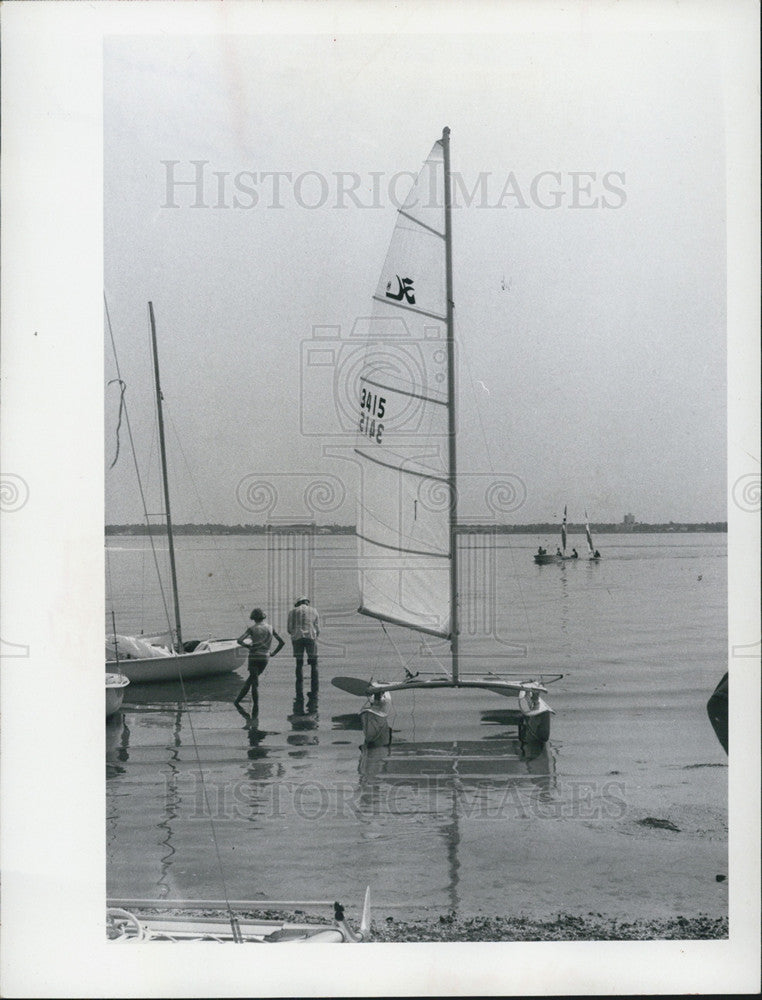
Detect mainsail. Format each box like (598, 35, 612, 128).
(561, 505, 567, 554)
(355, 136, 453, 639)
(584, 510, 594, 555)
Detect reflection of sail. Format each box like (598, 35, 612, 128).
(288, 675, 319, 739)
(357, 734, 558, 913)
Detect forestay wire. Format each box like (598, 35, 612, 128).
(104, 294, 174, 638)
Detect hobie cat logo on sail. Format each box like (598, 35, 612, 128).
(385, 276, 416, 304)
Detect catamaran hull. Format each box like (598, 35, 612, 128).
(105, 673, 130, 716)
(360, 710, 391, 747)
(518, 693, 553, 743)
(360, 696, 392, 747)
(105, 640, 242, 684)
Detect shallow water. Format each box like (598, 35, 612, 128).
(106, 532, 728, 925)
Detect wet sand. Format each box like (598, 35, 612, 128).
(368, 911, 728, 942)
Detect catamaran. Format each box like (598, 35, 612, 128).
(332, 128, 561, 744)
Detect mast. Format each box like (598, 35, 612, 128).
(442, 126, 459, 684)
(148, 301, 183, 650)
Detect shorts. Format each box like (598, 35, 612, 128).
(291, 638, 317, 661)
(247, 653, 269, 676)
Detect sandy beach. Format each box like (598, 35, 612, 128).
(131, 905, 727, 942)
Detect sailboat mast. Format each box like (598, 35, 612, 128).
(148, 301, 183, 650)
(442, 126, 459, 684)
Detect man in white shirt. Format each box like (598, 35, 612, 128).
(287, 597, 320, 691)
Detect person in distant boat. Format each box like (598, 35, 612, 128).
(287, 597, 321, 691)
(571, 548, 578, 559)
(594, 549, 601, 558)
(234, 608, 284, 714)
(556, 547, 562, 557)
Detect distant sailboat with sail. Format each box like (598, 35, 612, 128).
(585, 510, 601, 560)
(533, 506, 574, 564)
(557, 506, 579, 561)
(332, 128, 561, 743)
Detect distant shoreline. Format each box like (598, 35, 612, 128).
(106, 522, 727, 536)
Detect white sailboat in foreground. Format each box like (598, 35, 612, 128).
(332, 128, 561, 744)
(105, 302, 241, 684)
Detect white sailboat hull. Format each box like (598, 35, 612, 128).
(106, 640, 242, 684)
(105, 672, 130, 716)
(107, 889, 371, 943)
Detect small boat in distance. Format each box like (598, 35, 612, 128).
(105, 301, 242, 684)
(533, 545, 559, 565)
(105, 672, 130, 717)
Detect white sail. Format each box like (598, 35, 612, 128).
(584, 510, 594, 555)
(356, 137, 452, 638)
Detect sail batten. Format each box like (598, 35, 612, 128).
(356, 530, 451, 559)
(360, 374, 448, 407)
(355, 448, 449, 483)
(397, 209, 446, 239)
(370, 294, 447, 323)
(358, 606, 450, 640)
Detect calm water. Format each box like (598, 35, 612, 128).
(106, 532, 728, 925)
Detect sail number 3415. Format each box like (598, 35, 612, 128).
(359, 387, 385, 443)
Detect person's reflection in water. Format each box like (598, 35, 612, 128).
(287, 672, 319, 749)
(234, 701, 254, 722)
(290, 672, 319, 733)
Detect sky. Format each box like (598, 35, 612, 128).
(103, 27, 728, 528)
